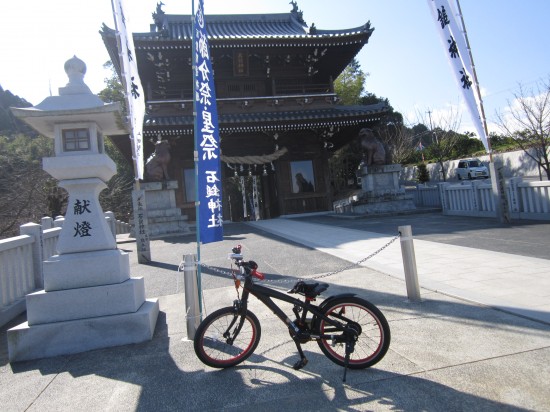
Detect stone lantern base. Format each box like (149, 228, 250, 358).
(7, 248, 159, 362)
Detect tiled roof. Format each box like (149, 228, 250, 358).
(134, 11, 372, 42)
(143, 103, 389, 136)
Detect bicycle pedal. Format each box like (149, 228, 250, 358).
(292, 358, 308, 370)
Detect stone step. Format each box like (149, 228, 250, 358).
(8, 299, 159, 362)
(26, 277, 146, 325)
(44, 249, 130, 292)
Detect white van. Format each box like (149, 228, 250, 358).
(456, 158, 489, 180)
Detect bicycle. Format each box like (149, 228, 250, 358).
(193, 245, 391, 382)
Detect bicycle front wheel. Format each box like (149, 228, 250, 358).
(194, 307, 261, 368)
(315, 296, 390, 369)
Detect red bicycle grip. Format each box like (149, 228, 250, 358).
(252, 270, 265, 280)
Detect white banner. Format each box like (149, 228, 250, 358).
(112, 0, 145, 179)
(427, 0, 489, 152)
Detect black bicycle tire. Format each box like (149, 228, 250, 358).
(314, 296, 390, 369)
(194, 307, 261, 368)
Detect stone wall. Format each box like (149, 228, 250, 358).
(401, 149, 545, 183)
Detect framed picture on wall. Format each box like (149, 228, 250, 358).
(290, 160, 315, 193)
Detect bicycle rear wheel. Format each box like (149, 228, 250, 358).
(194, 307, 261, 368)
(315, 296, 390, 369)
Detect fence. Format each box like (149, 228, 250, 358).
(405, 184, 441, 207)
(409, 178, 550, 220)
(0, 213, 130, 327)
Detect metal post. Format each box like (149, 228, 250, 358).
(183, 253, 200, 339)
(398, 225, 421, 302)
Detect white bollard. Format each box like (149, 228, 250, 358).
(183, 254, 200, 340)
(398, 225, 421, 302)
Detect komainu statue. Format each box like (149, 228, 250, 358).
(359, 128, 386, 166)
(145, 139, 171, 181)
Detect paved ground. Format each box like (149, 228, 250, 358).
(249, 213, 550, 324)
(1, 212, 549, 411)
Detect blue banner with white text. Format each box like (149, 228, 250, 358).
(194, 0, 223, 243)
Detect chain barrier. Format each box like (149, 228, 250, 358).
(197, 232, 401, 285)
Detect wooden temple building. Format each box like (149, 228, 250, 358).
(101, 2, 389, 221)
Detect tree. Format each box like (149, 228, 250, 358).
(359, 91, 416, 164)
(97, 61, 135, 220)
(497, 79, 550, 180)
(334, 59, 367, 105)
(0, 134, 55, 238)
(416, 163, 430, 183)
(98, 61, 126, 111)
(417, 108, 463, 181)
(373, 114, 418, 165)
(99, 139, 134, 221)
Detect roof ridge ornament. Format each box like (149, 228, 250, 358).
(152, 1, 166, 32)
(289, 1, 307, 26)
(309, 23, 317, 34)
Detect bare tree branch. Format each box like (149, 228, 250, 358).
(497, 79, 550, 180)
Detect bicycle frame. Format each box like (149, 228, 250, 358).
(238, 276, 356, 341)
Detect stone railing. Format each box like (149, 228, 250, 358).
(438, 178, 550, 220)
(405, 185, 441, 207)
(0, 213, 130, 327)
(334, 178, 549, 221)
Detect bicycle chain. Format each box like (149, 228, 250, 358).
(197, 232, 401, 284)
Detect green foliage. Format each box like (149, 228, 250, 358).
(334, 59, 366, 105)
(99, 139, 135, 220)
(416, 163, 430, 183)
(98, 61, 126, 111)
(448, 133, 484, 159)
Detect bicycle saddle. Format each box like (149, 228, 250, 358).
(288, 281, 329, 298)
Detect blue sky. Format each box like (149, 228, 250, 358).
(1, 0, 549, 135)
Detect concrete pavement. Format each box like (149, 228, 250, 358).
(248, 214, 550, 325)
(1, 213, 550, 411)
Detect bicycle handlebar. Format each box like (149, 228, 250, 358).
(228, 245, 265, 280)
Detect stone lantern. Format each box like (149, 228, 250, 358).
(8, 56, 159, 362)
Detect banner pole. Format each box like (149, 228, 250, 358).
(454, 0, 508, 222)
(110, 0, 151, 260)
(191, 0, 203, 320)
